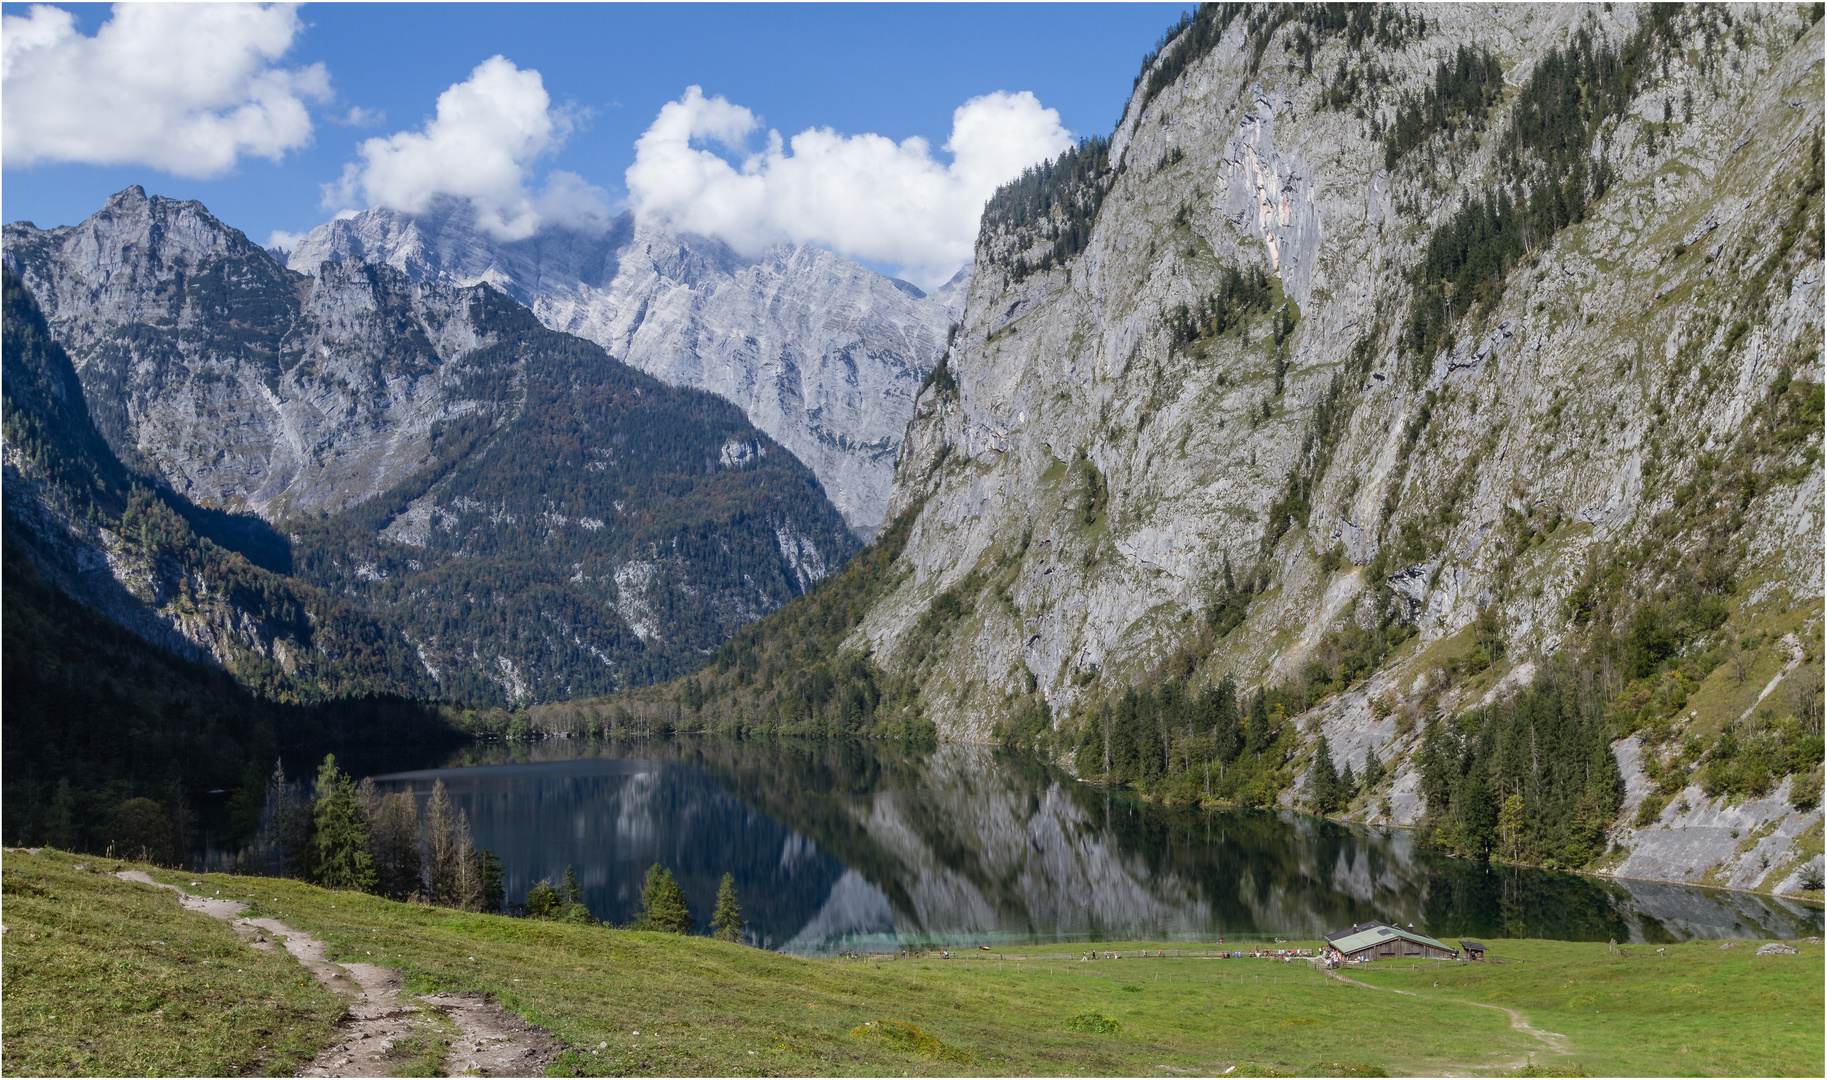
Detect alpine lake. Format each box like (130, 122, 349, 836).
(252, 735, 1822, 955)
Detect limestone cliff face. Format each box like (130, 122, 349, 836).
(3, 187, 496, 521)
(287, 203, 968, 536)
(858, 6, 1823, 889)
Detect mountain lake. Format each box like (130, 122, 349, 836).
(222, 736, 1822, 955)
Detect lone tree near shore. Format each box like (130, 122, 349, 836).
(311, 755, 376, 891)
(712, 872, 746, 942)
(635, 863, 693, 933)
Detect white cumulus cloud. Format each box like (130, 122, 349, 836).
(625, 87, 1073, 288)
(326, 55, 608, 241)
(265, 228, 308, 253)
(2, 2, 328, 177)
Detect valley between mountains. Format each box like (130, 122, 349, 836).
(4, 1, 1824, 902)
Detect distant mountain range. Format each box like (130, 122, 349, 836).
(3, 187, 862, 705)
(286, 199, 968, 537)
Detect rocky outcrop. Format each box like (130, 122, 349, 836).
(287, 202, 968, 536)
(848, 5, 1823, 891)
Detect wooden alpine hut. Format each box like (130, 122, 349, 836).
(1459, 940, 1487, 961)
(1323, 921, 1458, 963)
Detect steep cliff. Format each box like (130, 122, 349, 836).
(860, 2, 1824, 894)
(4, 190, 859, 704)
(2, 267, 432, 701)
(606, 4, 1822, 895)
(287, 202, 968, 536)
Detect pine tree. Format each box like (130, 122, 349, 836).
(1363, 745, 1385, 790)
(1339, 762, 1357, 801)
(310, 755, 376, 892)
(636, 863, 693, 934)
(711, 872, 746, 943)
(1308, 735, 1340, 815)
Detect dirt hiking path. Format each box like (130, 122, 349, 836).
(114, 871, 559, 1077)
(1314, 961, 1571, 1076)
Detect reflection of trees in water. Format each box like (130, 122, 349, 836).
(1419, 859, 1634, 943)
(373, 751, 848, 947)
(406, 735, 1820, 947)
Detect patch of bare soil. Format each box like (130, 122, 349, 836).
(425, 992, 562, 1077)
(112, 872, 559, 1077)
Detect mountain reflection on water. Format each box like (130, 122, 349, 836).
(363, 736, 1822, 955)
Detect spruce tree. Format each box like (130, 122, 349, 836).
(556, 864, 597, 924)
(477, 849, 506, 913)
(264, 760, 311, 880)
(636, 863, 693, 934)
(1340, 762, 1357, 801)
(226, 759, 268, 845)
(711, 872, 746, 943)
(310, 755, 376, 892)
(1307, 736, 1340, 815)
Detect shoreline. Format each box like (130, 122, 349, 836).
(1077, 777, 1825, 908)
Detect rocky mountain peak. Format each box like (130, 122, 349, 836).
(287, 201, 969, 535)
(4, 186, 288, 349)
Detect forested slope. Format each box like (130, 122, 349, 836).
(2, 269, 455, 852)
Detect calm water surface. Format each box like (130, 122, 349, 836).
(330, 736, 1822, 955)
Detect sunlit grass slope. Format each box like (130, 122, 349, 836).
(4, 849, 1821, 1077)
(1349, 937, 1826, 1078)
(0, 849, 343, 1077)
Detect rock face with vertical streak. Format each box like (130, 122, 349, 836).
(286, 201, 970, 537)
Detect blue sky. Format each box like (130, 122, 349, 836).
(2, 2, 1188, 283)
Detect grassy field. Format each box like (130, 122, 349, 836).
(3, 848, 1821, 1077)
(1348, 938, 1826, 1078)
(0, 849, 343, 1077)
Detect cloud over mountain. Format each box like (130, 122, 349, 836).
(1, 2, 329, 177)
(324, 55, 608, 241)
(625, 87, 1072, 288)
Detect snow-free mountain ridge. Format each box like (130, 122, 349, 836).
(287, 202, 969, 537)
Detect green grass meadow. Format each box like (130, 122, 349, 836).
(0, 850, 343, 1076)
(3, 849, 1821, 1077)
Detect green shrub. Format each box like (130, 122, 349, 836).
(1065, 1011, 1122, 1035)
(1633, 792, 1667, 827)
(1791, 770, 1822, 812)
